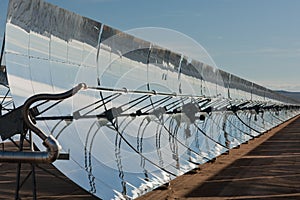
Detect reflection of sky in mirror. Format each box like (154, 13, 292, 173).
(0, 0, 9, 59)
(2, 1, 299, 199)
(1, 0, 300, 91)
(126, 27, 218, 69)
(46, 0, 300, 92)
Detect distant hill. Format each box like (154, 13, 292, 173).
(275, 91, 300, 103)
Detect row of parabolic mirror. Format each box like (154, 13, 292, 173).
(2, 0, 300, 199)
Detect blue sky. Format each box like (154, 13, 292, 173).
(1, 0, 300, 91)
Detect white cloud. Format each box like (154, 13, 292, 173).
(209, 35, 223, 40)
(74, 0, 116, 5)
(82, 0, 118, 3)
(162, 11, 187, 17)
(228, 47, 300, 58)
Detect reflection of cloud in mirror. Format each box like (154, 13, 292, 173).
(125, 27, 218, 69)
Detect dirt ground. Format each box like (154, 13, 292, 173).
(0, 116, 299, 200)
(138, 115, 300, 200)
(0, 143, 99, 199)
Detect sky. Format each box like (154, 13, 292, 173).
(1, 0, 300, 91)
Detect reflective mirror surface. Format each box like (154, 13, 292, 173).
(3, 0, 300, 199)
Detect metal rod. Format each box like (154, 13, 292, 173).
(88, 86, 205, 99)
(29, 130, 37, 200)
(0, 83, 86, 164)
(23, 83, 86, 141)
(15, 162, 21, 200)
(31, 163, 37, 200)
(15, 133, 25, 200)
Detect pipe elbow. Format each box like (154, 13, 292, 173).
(43, 135, 61, 163)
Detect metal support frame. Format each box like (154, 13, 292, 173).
(0, 79, 299, 199)
(3, 130, 39, 200)
(0, 83, 86, 200)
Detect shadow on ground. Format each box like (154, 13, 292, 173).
(186, 119, 300, 199)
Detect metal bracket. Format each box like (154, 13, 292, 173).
(0, 83, 86, 163)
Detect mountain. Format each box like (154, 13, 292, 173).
(275, 90, 300, 103)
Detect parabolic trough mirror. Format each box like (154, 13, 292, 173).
(0, 0, 299, 199)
